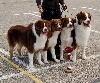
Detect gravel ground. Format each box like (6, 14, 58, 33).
(0, 0, 100, 83)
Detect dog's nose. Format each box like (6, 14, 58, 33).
(44, 28, 48, 32)
(69, 24, 73, 28)
(57, 27, 62, 31)
(87, 20, 90, 24)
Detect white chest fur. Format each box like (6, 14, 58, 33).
(32, 25, 47, 51)
(48, 31, 60, 47)
(34, 34, 47, 51)
(61, 27, 74, 47)
(75, 25, 91, 46)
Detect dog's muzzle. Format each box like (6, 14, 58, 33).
(83, 21, 90, 27)
(67, 24, 73, 28)
(56, 27, 62, 31)
(42, 28, 48, 35)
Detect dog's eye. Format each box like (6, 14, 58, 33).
(55, 23, 58, 25)
(40, 26, 43, 28)
(39, 24, 44, 28)
(59, 22, 61, 25)
(82, 17, 84, 20)
(83, 17, 86, 20)
(47, 25, 51, 27)
(45, 23, 50, 27)
(53, 23, 57, 27)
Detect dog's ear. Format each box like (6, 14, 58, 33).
(27, 23, 33, 29)
(80, 11, 83, 15)
(46, 20, 51, 28)
(35, 20, 39, 27)
(61, 18, 66, 28)
(76, 11, 83, 25)
(50, 19, 55, 31)
(61, 18, 64, 23)
(72, 18, 76, 23)
(71, 18, 76, 27)
(35, 20, 42, 30)
(88, 13, 92, 20)
(46, 21, 52, 38)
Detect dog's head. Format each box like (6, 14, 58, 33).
(50, 19, 62, 32)
(35, 20, 51, 36)
(61, 17, 76, 28)
(76, 11, 91, 27)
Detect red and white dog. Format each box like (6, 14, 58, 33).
(7, 20, 51, 68)
(60, 11, 91, 62)
(39, 19, 62, 63)
(60, 17, 75, 60)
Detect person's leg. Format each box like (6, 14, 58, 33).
(47, 49, 54, 61)
(54, 10, 62, 19)
(41, 10, 53, 21)
(54, 10, 62, 59)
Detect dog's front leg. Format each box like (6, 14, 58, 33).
(37, 51, 44, 65)
(60, 45, 64, 60)
(72, 49, 76, 62)
(28, 53, 34, 68)
(42, 51, 49, 63)
(51, 47, 60, 62)
(82, 46, 87, 60)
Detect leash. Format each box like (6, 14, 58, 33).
(61, 7, 73, 18)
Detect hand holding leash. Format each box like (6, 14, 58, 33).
(61, 4, 68, 17)
(38, 5, 44, 13)
(62, 4, 67, 11)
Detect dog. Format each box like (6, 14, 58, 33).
(60, 16, 76, 60)
(7, 20, 51, 68)
(38, 19, 62, 63)
(60, 11, 91, 62)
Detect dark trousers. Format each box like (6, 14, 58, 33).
(41, 9, 62, 20)
(41, 9, 62, 61)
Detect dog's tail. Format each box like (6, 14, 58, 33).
(6, 30, 14, 47)
(7, 26, 21, 47)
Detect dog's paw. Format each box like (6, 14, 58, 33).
(60, 58, 64, 61)
(27, 65, 34, 70)
(27, 66, 36, 72)
(38, 61, 44, 65)
(44, 60, 49, 64)
(18, 56, 24, 58)
(71, 58, 76, 62)
(82, 56, 88, 60)
(55, 59, 60, 62)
